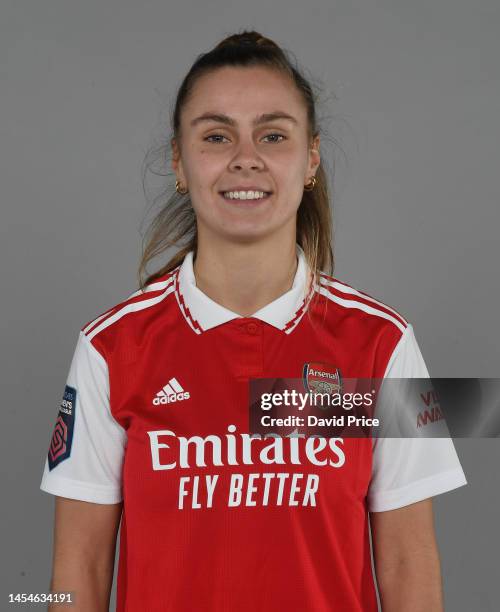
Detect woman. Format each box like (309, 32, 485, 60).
(40, 31, 467, 611)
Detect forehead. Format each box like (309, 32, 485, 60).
(182, 66, 306, 124)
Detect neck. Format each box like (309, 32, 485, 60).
(193, 232, 299, 317)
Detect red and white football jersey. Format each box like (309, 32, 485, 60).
(40, 244, 467, 611)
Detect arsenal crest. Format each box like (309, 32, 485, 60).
(303, 362, 342, 396)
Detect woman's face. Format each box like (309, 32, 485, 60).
(172, 66, 320, 243)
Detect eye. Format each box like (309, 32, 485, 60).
(263, 133, 286, 143)
(203, 133, 287, 144)
(204, 134, 229, 144)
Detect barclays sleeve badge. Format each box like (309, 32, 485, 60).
(48, 385, 76, 470)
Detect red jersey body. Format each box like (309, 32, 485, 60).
(41, 245, 466, 611)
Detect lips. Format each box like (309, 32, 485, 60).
(219, 191, 272, 205)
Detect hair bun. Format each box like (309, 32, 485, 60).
(215, 31, 277, 50)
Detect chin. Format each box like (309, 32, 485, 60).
(198, 209, 293, 244)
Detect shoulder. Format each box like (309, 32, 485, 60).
(313, 272, 416, 376)
(315, 271, 410, 335)
(79, 267, 180, 353)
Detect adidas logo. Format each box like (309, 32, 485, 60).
(153, 377, 190, 405)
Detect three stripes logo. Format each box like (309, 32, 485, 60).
(153, 377, 190, 405)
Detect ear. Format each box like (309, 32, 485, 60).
(307, 134, 321, 178)
(171, 137, 186, 182)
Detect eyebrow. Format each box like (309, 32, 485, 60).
(190, 111, 298, 128)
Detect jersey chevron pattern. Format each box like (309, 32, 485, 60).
(40, 244, 467, 612)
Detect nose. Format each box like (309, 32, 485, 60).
(229, 137, 265, 172)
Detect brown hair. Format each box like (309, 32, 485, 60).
(137, 30, 336, 297)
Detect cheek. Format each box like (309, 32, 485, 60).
(184, 155, 221, 189)
(272, 151, 308, 180)
(274, 166, 308, 202)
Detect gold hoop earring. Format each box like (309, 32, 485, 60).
(304, 176, 317, 191)
(175, 179, 188, 195)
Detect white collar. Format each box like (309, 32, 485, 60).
(175, 244, 313, 334)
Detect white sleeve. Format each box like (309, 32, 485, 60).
(367, 324, 467, 512)
(39, 331, 127, 504)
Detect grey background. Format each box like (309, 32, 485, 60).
(1, 1, 498, 610)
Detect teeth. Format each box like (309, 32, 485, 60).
(222, 190, 268, 200)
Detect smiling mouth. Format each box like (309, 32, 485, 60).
(219, 191, 272, 202)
